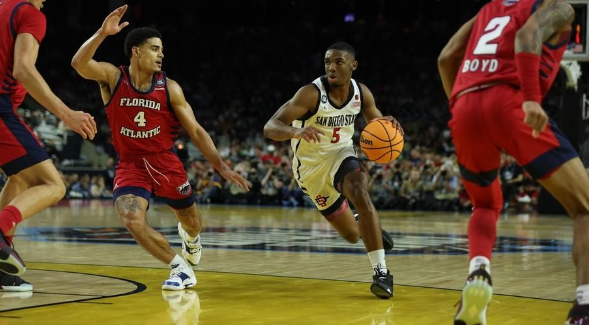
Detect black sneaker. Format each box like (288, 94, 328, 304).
(564, 303, 589, 325)
(370, 267, 393, 299)
(0, 272, 32, 292)
(354, 213, 394, 251)
(454, 266, 493, 325)
(0, 231, 25, 276)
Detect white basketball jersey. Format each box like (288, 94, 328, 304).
(291, 76, 363, 169)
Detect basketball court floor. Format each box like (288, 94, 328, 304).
(0, 201, 575, 324)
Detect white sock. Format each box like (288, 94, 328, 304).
(577, 285, 589, 305)
(469, 256, 491, 275)
(367, 249, 387, 273)
(168, 254, 188, 269)
(186, 232, 200, 244)
(180, 224, 200, 243)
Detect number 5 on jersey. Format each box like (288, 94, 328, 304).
(134, 111, 147, 127)
(331, 127, 341, 143)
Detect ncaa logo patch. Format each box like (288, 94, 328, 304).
(502, 0, 519, 6)
(321, 95, 328, 103)
(156, 79, 165, 87)
(177, 181, 192, 196)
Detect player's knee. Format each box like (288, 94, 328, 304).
(120, 216, 145, 234)
(569, 198, 589, 218)
(53, 182, 66, 202)
(344, 180, 368, 200)
(182, 214, 202, 233)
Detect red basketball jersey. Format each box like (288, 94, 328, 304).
(0, 0, 46, 109)
(106, 66, 181, 160)
(451, 0, 569, 100)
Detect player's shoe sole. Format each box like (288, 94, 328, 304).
(454, 279, 493, 325)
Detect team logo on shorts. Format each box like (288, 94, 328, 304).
(321, 94, 327, 103)
(177, 181, 192, 196)
(315, 194, 329, 207)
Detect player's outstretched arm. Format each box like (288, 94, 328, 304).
(168, 78, 249, 190)
(515, 0, 574, 138)
(71, 5, 128, 84)
(13, 33, 97, 140)
(438, 17, 477, 99)
(263, 85, 325, 143)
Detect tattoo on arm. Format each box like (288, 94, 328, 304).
(515, 1, 575, 54)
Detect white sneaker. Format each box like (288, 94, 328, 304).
(162, 265, 197, 291)
(178, 223, 202, 266)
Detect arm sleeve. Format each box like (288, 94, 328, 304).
(13, 4, 46, 43)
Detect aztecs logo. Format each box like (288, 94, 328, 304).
(177, 181, 192, 196)
(314, 194, 329, 207)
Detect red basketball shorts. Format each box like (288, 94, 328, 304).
(449, 84, 577, 186)
(113, 150, 195, 209)
(0, 95, 49, 176)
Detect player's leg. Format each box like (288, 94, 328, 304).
(114, 193, 196, 291)
(450, 89, 504, 325)
(152, 152, 203, 268)
(325, 201, 359, 244)
(170, 202, 202, 267)
(148, 152, 200, 289)
(0, 102, 66, 275)
(297, 155, 392, 298)
(0, 160, 66, 275)
(487, 87, 589, 323)
(0, 177, 32, 292)
(333, 157, 394, 249)
(339, 158, 393, 299)
(0, 177, 27, 243)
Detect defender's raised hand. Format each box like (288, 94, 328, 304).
(99, 5, 129, 36)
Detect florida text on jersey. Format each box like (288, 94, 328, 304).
(106, 66, 180, 159)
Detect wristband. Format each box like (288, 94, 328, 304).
(515, 52, 542, 103)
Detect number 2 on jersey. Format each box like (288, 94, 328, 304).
(134, 111, 147, 127)
(473, 16, 511, 55)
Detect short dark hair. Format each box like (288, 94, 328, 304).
(124, 27, 162, 58)
(327, 42, 355, 59)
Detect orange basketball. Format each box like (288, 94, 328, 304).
(360, 119, 404, 164)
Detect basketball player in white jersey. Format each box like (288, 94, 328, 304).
(264, 42, 399, 299)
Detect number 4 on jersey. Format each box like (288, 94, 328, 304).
(134, 111, 147, 127)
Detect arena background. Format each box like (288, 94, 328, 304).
(7, 0, 589, 214)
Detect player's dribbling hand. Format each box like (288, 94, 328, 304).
(64, 110, 98, 140)
(522, 101, 548, 139)
(292, 126, 325, 143)
(218, 168, 250, 191)
(371, 116, 404, 136)
(99, 5, 130, 36)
